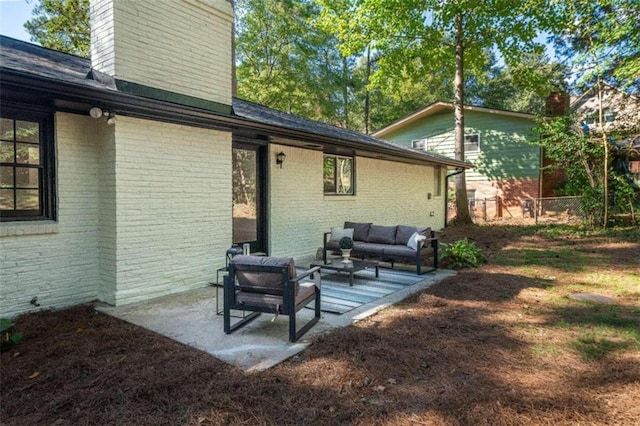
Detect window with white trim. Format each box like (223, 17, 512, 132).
(411, 138, 426, 150)
(464, 134, 480, 153)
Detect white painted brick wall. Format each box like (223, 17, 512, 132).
(269, 145, 445, 261)
(90, 0, 233, 105)
(110, 116, 232, 305)
(0, 114, 100, 318)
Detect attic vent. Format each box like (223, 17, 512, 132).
(411, 138, 427, 150)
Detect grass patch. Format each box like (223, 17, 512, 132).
(550, 303, 640, 361)
(570, 336, 634, 361)
(532, 343, 563, 358)
(496, 247, 591, 272)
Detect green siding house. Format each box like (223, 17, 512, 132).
(373, 102, 541, 211)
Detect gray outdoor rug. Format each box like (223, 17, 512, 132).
(301, 267, 426, 314)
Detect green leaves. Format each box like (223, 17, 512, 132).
(24, 0, 90, 57)
(440, 238, 486, 269)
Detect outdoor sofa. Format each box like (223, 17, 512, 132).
(323, 221, 439, 274)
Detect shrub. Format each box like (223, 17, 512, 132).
(440, 238, 486, 269)
(1, 318, 22, 351)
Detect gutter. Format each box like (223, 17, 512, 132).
(444, 168, 465, 227)
(1, 68, 472, 169)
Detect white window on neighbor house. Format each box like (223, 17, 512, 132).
(584, 108, 616, 125)
(467, 189, 477, 210)
(604, 107, 617, 123)
(464, 134, 480, 153)
(411, 138, 427, 150)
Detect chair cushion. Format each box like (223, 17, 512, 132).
(232, 255, 296, 291)
(368, 225, 397, 244)
(344, 222, 371, 241)
(395, 225, 417, 245)
(236, 291, 283, 309)
(296, 282, 317, 304)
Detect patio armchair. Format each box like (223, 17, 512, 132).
(223, 255, 321, 342)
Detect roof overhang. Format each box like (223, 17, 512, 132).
(0, 67, 471, 170)
(373, 101, 535, 138)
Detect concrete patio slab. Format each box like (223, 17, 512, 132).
(98, 266, 455, 372)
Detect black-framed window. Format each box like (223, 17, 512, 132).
(0, 108, 55, 221)
(323, 154, 354, 195)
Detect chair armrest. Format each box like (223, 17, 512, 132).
(293, 266, 321, 288)
(294, 266, 321, 282)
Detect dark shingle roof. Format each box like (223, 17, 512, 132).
(0, 35, 114, 90)
(1, 35, 470, 168)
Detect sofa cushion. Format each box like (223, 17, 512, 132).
(353, 242, 389, 256)
(383, 244, 418, 258)
(330, 227, 354, 241)
(368, 225, 397, 244)
(344, 222, 372, 241)
(417, 226, 431, 238)
(326, 239, 340, 250)
(395, 225, 418, 245)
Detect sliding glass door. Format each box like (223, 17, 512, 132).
(232, 143, 267, 254)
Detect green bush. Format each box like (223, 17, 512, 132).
(440, 238, 486, 269)
(1, 318, 22, 351)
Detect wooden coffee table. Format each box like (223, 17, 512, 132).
(310, 258, 379, 286)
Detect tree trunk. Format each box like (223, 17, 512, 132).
(453, 12, 472, 224)
(364, 45, 371, 135)
(342, 56, 349, 128)
(597, 79, 609, 227)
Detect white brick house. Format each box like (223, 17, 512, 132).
(0, 0, 470, 318)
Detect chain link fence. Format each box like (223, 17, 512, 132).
(448, 196, 584, 224)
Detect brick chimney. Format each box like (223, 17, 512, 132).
(90, 0, 234, 106)
(545, 91, 570, 117)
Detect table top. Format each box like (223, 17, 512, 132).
(311, 257, 378, 272)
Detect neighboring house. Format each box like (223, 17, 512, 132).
(571, 84, 640, 190)
(373, 102, 541, 214)
(0, 0, 470, 318)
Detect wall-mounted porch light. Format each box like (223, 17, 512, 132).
(89, 106, 116, 125)
(276, 151, 286, 168)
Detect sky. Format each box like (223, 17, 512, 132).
(0, 0, 33, 42)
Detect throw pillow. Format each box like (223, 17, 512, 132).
(330, 227, 354, 241)
(407, 232, 427, 250)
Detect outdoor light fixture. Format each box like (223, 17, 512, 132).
(105, 112, 116, 125)
(89, 107, 116, 125)
(276, 151, 286, 168)
(89, 106, 103, 118)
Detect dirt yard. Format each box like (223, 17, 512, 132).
(2, 223, 639, 425)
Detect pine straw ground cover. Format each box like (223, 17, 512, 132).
(1, 223, 639, 425)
